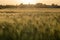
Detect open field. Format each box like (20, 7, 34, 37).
(0, 8, 60, 40)
(0, 8, 60, 13)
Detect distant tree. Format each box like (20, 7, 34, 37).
(35, 3, 43, 8)
(20, 3, 24, 5)
(52, 3, 56, 6)
(51, 3, 59, 8)
(19, 3, 25, 8)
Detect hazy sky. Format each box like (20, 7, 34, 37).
(0, 0, 60, 5)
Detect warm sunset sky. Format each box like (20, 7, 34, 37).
(0, 0, 60, 5)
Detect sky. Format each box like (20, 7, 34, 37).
(0, 0, 60, 5)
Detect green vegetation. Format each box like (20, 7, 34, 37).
(0, 8, 60, 40)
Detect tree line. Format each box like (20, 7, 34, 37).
(0, 3, 60, 9)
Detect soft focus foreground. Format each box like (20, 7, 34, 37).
(0, 8, 60, 40)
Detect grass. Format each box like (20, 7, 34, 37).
(0, 8, 60, 40)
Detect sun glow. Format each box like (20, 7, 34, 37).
(19, 0, 37, 4)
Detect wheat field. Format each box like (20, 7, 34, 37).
(0, 8, 60, 40)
